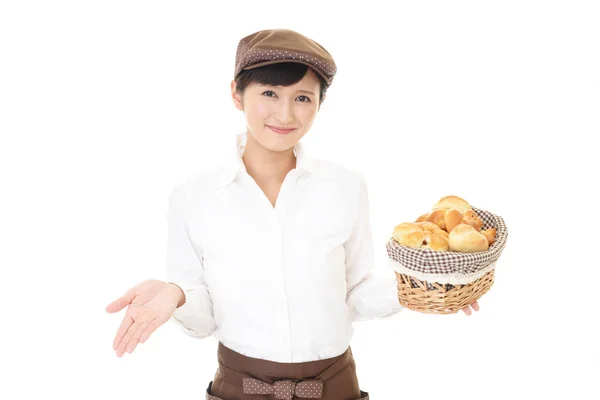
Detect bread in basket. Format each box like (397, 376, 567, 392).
(387, 195, 508, 314)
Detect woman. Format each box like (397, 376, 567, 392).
(106, 28, 479, 400)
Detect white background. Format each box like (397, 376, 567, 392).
(1, 1, 598, 399)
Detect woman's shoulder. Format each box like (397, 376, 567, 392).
(168, 169, 220, 205)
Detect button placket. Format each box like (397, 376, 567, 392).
(274, 170, 299, 358)
(272, 210, 291, 348)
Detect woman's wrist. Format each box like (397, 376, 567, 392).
(167, 282, 186, 308)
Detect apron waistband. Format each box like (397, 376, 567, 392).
(217, 342, 353, 386)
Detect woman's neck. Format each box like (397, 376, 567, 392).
(242, 133, 296, 184)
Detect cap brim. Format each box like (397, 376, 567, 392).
(242, 59, 332, 86)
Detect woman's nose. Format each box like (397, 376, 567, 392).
(276, 101, 296, 125)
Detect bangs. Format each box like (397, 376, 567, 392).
(242, 63, 309, 87)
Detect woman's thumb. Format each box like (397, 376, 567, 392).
(106, 289, 135, 313)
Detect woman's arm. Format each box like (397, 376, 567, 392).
(165, 186, 216, 338)
(344, 173, 403, 322)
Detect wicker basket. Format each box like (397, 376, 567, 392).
(386, 207, 508, 314)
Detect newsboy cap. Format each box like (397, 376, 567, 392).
(234, 29, 337, 87)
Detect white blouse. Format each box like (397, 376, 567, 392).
(165, 132, 403, 363)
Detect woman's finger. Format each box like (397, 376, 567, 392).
(125, 321, 148, 354)
(139, 320, 159, 344)
(462, 305, 472, 316)
(117, 317, 145, 357)
(471, 301, 480, 312)
(113, 314, 134, 351)
(116, 323, 136, 357)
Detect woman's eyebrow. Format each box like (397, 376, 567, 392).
(296, 89, 315, 95)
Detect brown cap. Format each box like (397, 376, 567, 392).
(234, 29, 337, 87)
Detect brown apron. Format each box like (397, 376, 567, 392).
(206, 342, 369, 400)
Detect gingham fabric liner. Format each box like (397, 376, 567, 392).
(387, 207, 507, 286)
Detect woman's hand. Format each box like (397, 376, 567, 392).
(106, 279, 184, 357)
(461, 300, 480, 316)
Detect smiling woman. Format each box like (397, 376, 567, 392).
(108, 28, 383, 400)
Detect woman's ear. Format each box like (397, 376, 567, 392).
(230, 80, 244, 111)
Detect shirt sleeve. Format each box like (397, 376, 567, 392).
(164, 187, 216, 338)
(344, 173, 404, 322)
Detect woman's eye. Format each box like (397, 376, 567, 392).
(261, 91, 310, 102)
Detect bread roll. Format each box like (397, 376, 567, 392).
(417, 221, 449, 237)
(444, 209, 463, 233)
(427, 209, 448, 230)
(393, 222, 449, 251)
(424, 230, 449, 251)
(415, 213, 430, 222)
(392, 223, 423, 248)
(448, 224, 489, 252)
(432, 195, 471, 213)
(425, 208, 463, 233)
(460, 209, 483, 231)
(481, 228, 496, 246)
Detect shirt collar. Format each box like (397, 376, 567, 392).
(213, 132, 331, 188)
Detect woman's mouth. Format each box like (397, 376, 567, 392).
(266, 125, 297, 135)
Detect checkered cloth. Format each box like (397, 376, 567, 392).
(386, 207, 508, 277)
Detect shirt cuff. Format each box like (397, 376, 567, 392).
(348, 275, 404, 322)
(168, 283, 216, 338)
(373, 275, 404, 318)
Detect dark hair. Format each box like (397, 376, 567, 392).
(235, 62, 328, 104)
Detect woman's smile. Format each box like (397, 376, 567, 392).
(266, 125, 297, 135)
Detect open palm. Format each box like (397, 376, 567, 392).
(106, 279, 182, 357)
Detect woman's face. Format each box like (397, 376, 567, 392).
(231, 68, 322, 153)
